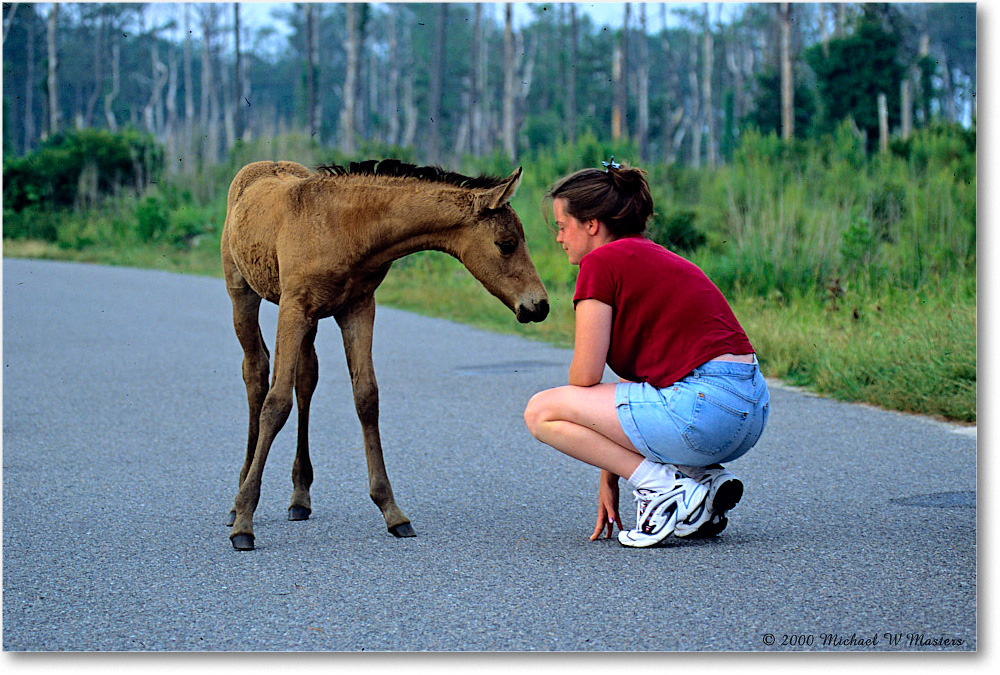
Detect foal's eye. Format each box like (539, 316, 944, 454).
(497, 241, 518, 256)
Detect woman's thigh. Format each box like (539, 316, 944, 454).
(528, 383, 639, 452)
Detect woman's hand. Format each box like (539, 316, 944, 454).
(590, 470, 621, 540)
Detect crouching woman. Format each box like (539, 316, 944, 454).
(523, 162, 769, 548)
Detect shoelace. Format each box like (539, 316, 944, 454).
(632, 488, 679, 534)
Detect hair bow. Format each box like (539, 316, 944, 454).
(602, 157, 621, 171)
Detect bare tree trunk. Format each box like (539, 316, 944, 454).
(901, 79, 912, 140)
(83, 10, 104, 127)
(24, 14, 36, 152)
(612, 4, 629, 141)
(184, 4, 194, 159)
(401, 18, 417, 149)
(779, 2, 794, 141)
(725, 33, 748, 128)
(516, 30, 537, 138)
(702, 3, 715, 167)
(918, 32, 930, 125)
(941, 53, 955, 123)
(567, 3, 578, 145)
(820, 3, 830, 57)
(105, 40, 120, 132)
(340, 4, 362, 152)
(387, 7, 401, 146)
(470, 3, 484, 155)
(2, 2, 17, 42)
(502, 3, 517, 161)
(637, 4, 649, 159)
(402, 71, 417, 149)
(878, 92, 889, 152)
(46, 4, 61, 138)
(234, 3, 245, 142)
(688, 31, 701, 168)
(165, 38, 178, 171)
(144, 23, 168, 139)
(222, 48, 236, 152)
(427, 3, 447, 163)
(306, 3, 319, 139)
(200, 6, 219, 167)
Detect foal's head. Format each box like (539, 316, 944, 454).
(319, 160, 549, 324)
(452, 167, 549, 323)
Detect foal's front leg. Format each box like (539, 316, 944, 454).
(336, 296, 415, 537)
(230, 301, 315, 550)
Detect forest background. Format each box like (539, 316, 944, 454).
(1, 2, 977, 423)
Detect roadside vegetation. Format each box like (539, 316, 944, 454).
(3, 124, 976, 423)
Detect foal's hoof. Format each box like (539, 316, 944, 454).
(231, 533, 255, 551)
(226, 510, 237, 527)
(389, 522, 416, 538)
(288, 505, 311, 521)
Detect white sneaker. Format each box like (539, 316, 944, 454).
(618, 475, 709, 548)
(675, 465, 743, 538)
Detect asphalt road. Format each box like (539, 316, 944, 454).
(1, 258, 977, 652)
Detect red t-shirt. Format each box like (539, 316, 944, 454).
(573, 235, 754, 388)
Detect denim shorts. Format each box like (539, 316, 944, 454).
(615, 357, 770, 467)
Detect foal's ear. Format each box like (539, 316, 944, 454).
(477, 167, 523, 211)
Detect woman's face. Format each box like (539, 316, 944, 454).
(554, 198, 595, 266)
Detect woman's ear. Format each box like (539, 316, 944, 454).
(584, 219, 603, 235)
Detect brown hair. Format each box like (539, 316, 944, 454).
(546, 165, 654, 237)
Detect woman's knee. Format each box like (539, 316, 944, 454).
(524, 389, 557, 437)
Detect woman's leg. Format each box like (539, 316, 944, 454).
(523, 383, 645, 478)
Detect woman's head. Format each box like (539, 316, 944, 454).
(547, 164, 653, 238)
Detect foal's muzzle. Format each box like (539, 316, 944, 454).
(516, 298, 549, 324)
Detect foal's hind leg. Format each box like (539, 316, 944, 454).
(288, 325, 318, 521)
(224, 271, 270, 527)
(230, 299, 315, 550)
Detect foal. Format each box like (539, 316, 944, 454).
(221, 159, 548, 550)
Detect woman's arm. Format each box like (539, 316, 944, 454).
(568, 299, 613, 387)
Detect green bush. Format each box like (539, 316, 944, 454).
(2, 129, 162, 213)
(136, 196, 170, 243)
(647, 209, 706, 253)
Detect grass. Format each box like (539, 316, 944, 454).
(3, 125, 977, 424)
(2, 233, 976, 424)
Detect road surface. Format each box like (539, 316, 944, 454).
(1, 258, 977, 651)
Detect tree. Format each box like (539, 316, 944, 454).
(338, 3, 358, 152)
(779, 3, 793, 141)
(502, 4, 516, 160)
(702, 3, 716, 165)
(427, 3, 447, 163)
(636, 4, 649, 159)
(611, 4, 628, 141)
(805, 10, 905, 146)
(46, 4, 61, 138)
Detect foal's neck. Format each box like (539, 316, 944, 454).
(363, 185, 471, 264)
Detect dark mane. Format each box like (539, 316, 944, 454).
(315, 159, 507, 190)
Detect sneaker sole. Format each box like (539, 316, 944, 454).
(688, 479, 743, 539)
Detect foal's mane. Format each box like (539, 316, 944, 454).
(315, 159, 507, 190)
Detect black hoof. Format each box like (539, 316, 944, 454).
(389, 522, 416, 538)
(288, 505, 311, 521)
(231, 533, 255, 551)
(226, 510, 236, 527)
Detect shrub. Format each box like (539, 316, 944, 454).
(2, 129, 162, 212)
